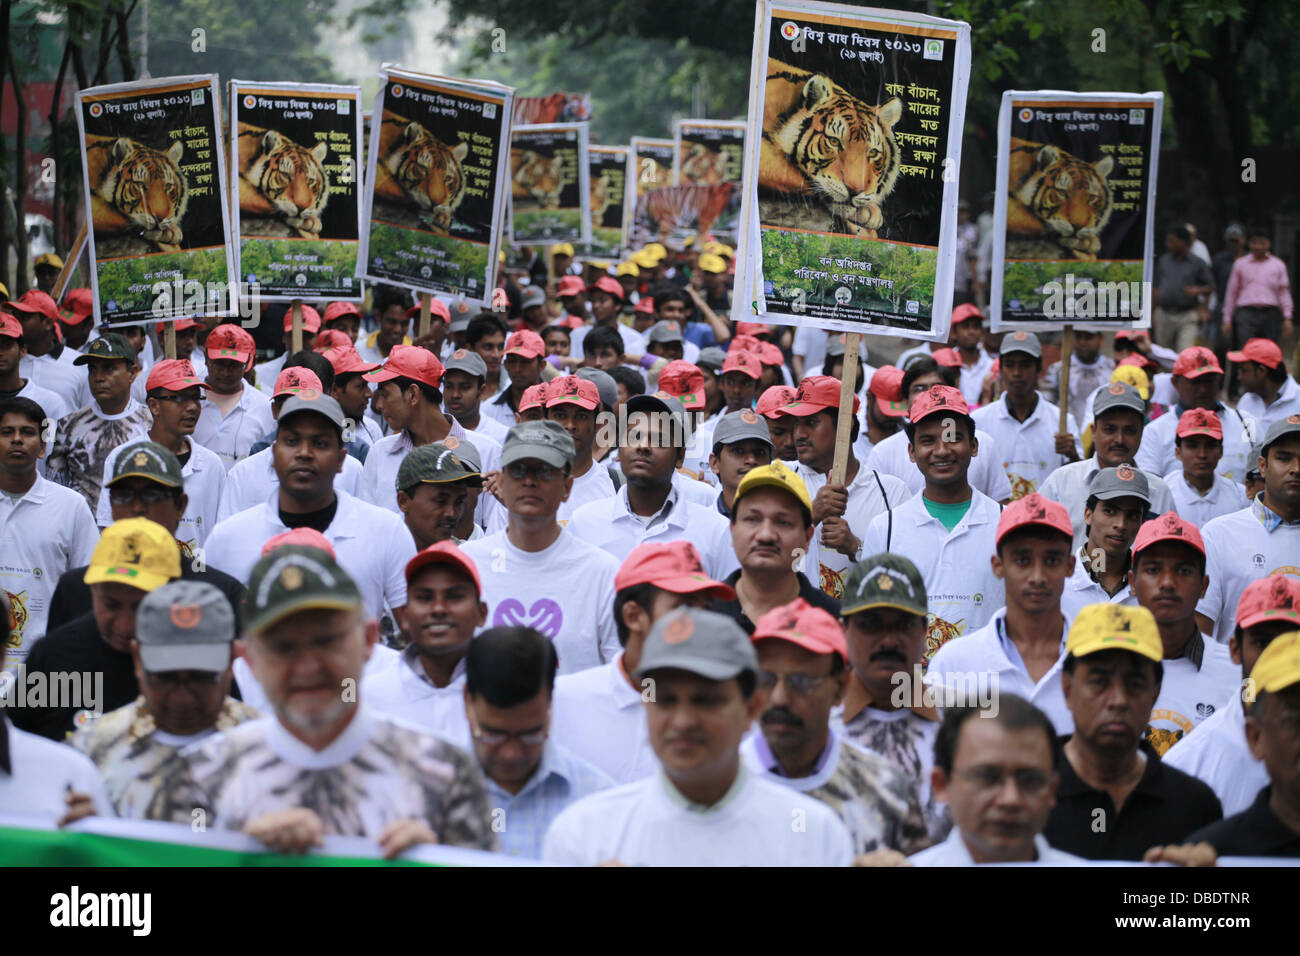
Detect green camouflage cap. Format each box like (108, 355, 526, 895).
(243, 545, 363, 634)
(840, 552, 927, 618)
(396, 442, 483, 493)
(109, 440, 183, 489)
(73, 332, 137, 365)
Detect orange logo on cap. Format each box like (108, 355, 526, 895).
(663, 615, 694, 644)
(1288, 415, 1300, 425)
(1108, 383, 1127, 395)
(170, 604, 202, 629)
(297, 387, 320, 400)
(454, 349, 468, 359)
(444, 436, 460, 449)
(740, 409, 760, 425)
(1116, 464, 1136, 481)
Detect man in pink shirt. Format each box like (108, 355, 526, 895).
(1223, 226, 1294, 347)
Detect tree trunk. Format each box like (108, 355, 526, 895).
(69, 5, 89, 89)
(115, 5, 137, 81)
(92, 12, 111, 86)
(11, 41, 28, 296)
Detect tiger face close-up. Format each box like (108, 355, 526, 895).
(238, 125, 330, 238)
(85, 135, 188, 252)
(512, 149, 564, 209)
(1006, 138, 1114, 260)
(374, 117, 469, 234)
(760, 59, 902, 238)
(679, 143, 727, 186)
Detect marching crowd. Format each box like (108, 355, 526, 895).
(0, 232, 1298, 866)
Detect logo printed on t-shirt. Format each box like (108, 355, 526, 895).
(494, 598, 563, 639)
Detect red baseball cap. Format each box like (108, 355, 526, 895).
(282, 305, 322, 334)
(995, 493, 1073, 546)
(751, 598, 849, 665)
(756, 342, 784, 367)
(557, 276, 585, 297)
(7, 289, 60, 322)
(1172, 346, 1223, 379)
(1176, 408, 1223, 441)
(729, 334, 762, 355)
(518, 382, 549, 413)
(1236, 576, 1300, 631)
(320, 346, 379, 376)
(908, 384, 968, 423)
(261, 527, 336, 558)
(322, 301, 363, 324)
(781, 375, 860, 417)
(931, 347, 963, 369)
(505, 329, 545, 360)
(735, 321, 771, 338)
(657, 361, 706, 410)
(363, 344, 445, 388)
(614, 540, 735, 600)
(405, 298, 451, 324)
(544, 375, 599, 411)
(950, 303, 982, 326)
(145, 359, 209, 392)
(157, 317, 203, 335)
(721, 349, 762, 380)
(1132, 512, 1206, 559)
(1119, 352, 1158, 373)
(556, 314, 584, 330)
(314, 329, 353, 351)
(59, 288, 94, 325)
(0, 314, 23, 340)
(869, 365, 908, 419)
(633, 297, 655, 315)
(588, 275, 624, 301)
(404, 540, 483, 592)
(1226, 338, 1283, 370)
(205, 324, 256, 367)
(755, 385, 796, 418)
(274, 367, 324, 398)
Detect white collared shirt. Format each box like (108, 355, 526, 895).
(19, 347, 89, 413)
(0, 475, 99, 670)
(542, 763, 854, 866)
(1237, 377, 1300, 439)
(363, 649, 470, 747)
(253, 353, 288, 396)
(972, 394, 1081, 500)
(957, 346, 996, 407)
(925, 607, 1074, 734)
(194, 385, 275, 472)
(1059, 552, 1137, 622)
(96, 437, 226, 550)
(204, 490, 416, 621)
(1037, 458, 1175, 550)
(1198, 502, 1300, 644)
(15, 378, 68, 466)
(216, 445, 364, 522)
(0, 717, 113, 819)
(862, 490, 1005, 651)
(1136, 403, 1254, 482)
(864, 427, 1013, 502)
(1162, 469, 1247, 529)
(1163, 698, 1266, 816)
(909, 829, 1083, 866)
(361, 422, 502, 514)
(460, 527, 621, 673)
(551, 654, 658, 784)
(565, 484, 738, 581)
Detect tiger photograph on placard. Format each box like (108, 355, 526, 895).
(674, 121, 744, 244)
(508, 123, 589, 245)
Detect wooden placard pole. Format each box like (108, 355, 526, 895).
(51, 223, 88, 301)
(1058, 324, 1073, 434)
(830, 332, 862, 487)
(164, 321, 177, 360)
(290, 301, 304, 354)
(418, 292, 432, 339)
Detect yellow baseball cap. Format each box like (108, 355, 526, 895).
(631, 250, 658, 269)
(1248, 631, 1300, 703)
(698, 253, 727, 275)
(705, 241, 735, 259)
(1110, 365, 1150, 400)
(1066, 604, 1162, 663)
(644, 243, 668, 261)
(34, 252, 64, 271)
(616, 261, 640, 278)
(0, 281, 9, 299)
(551, 243, 575, 257)
(733, 459, 813, 516)
(83, 517, 181, 592)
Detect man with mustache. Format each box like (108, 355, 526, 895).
(1060, 466, 1148, 621)
(394, 443, 482, 549)
(742, 598, 929, 856)
(1044, 604, 1222, 860)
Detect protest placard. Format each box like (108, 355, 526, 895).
(575, 145, 628, 261)
(673, 119, 745, 244)
(508, 122, 590, 246)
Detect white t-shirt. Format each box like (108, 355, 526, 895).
(1147, 636, 1239, 757)
(204, 491, 416, 622)
(361, 649, 470, 748)
(909, 830, 1083, 866)
(193, 385, 275, 472)
(0, 717, 113, 819)
(864, 427, 1013, 502)
(1163, 698, 1266, 816)
(551, 655, 658, 784)
(457, 411, 509, 446)
(216, 446, 364, 522)
(15, 378, 68, 465)
(1136, 403, 1254, 483)
(1198, 500, 1300, 644)
(19, 347, 89, 414)
(971, 394, 1081, 500)
(96, 437, 226, 550)
(1236, 377, 1300, 440)
(557, 463, 616, 527)
(542, 764, 854, 866)
(460, 528, 621, 674)
(861, 490, 1005, 654)
(1161, 469, 1247, 530)
(0, 476, 99, 670)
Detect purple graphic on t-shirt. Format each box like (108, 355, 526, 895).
(494, 598, 564, 639)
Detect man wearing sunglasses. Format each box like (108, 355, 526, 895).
(461, 420, 621, 673)
(463, 626, 613, 859)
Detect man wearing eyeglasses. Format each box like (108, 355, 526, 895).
(742, 598, 929, 857)
(94, 360, 225, 553)
(461, 420, 621, 674)
(463, 626, 613, 858)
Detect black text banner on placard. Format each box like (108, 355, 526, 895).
(360, 68, 514, 305)
(508, 123, 590, 246)
(735, 1, 971, 341)
(673, 120, 745, 246)
(991, 91, 1163, 332)
(76, 75, 235, 326)
(575, 145, 628, 261)
(230, 81, 364, 302)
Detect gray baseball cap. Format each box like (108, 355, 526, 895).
(1088, 464, 1151, 504)
(453, 437, 483, 473)
(396, 441, 482, 492)
(1000, 330, 1042, 359)
(136, 580, 235, 673)
(278, 392, 346, 433)
(1262, 415, 1300, 454)
(575, 367, 618, 410)
(521, 286, 546, 310)
(444, 348, 487, 379)
(648, 320, 684, 344)
(626, 391, 690, 445)
(1093, 381, 1147, 418)
(712, 409, 772, 449)
(502, 419, 575, 469)
(637, 607, 758, 682)
(697, 347, 727, 371)
(1245, 442, 1265, 480)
